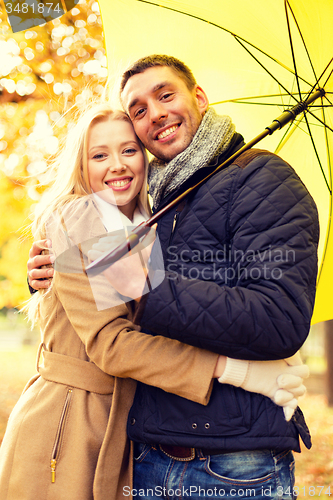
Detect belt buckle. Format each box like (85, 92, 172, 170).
(159, 444, 196, 462)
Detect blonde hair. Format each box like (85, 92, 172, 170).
(26, 102, 151, 324)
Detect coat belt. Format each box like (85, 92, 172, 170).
(37, 346, 114, 394)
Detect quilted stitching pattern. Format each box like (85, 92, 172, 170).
(141, 153, 319, 360)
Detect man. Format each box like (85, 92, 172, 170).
(29, 55, 318, 498)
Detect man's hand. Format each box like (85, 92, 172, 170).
(28, 239, 54, 290)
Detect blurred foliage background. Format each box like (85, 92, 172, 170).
(0, 0, 107, 309)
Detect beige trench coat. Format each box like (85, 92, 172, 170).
(0, 199, 217, 500)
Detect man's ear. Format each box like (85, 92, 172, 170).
(194, 85, 209, 115)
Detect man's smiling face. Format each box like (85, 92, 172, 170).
(121, 66, 209, 162)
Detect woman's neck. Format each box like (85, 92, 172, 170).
(118, 201, 137, 222)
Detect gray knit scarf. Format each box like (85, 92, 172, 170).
(148, 108, 235, 209)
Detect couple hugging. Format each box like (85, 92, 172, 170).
(0, 55, 318, 500)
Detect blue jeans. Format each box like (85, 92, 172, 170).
(132, 444, 296, 499)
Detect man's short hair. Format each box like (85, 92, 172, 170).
(120, 54, 197, 94)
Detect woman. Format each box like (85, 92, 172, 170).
(0, 103, 306, 500)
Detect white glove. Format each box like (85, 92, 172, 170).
(88, 230, 156, 300)
(88, 234, 126, 263)
(88, 227, 156, 263)
(276, 352, 308, 420)
(218, 355, 309, 421)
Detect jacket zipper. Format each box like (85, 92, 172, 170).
(170, 200, 187, 240)
(169, 199, 187, 247)
(172, 211, 180, 234)
(168, 211, 180, 249)
(50, 388, 73, 483)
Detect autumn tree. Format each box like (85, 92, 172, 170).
(0, 0, 107, 308)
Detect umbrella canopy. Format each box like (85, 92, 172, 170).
(97, 0, 333, 324)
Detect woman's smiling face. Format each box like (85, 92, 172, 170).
(87, 118, 146, 220)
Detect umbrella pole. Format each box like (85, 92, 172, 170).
(86, 88, 325, 274)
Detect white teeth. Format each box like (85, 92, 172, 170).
(157, 125, 178, 140)
(108, 179, 131, 187)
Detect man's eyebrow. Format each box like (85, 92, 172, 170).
(127, 82, 169, 112)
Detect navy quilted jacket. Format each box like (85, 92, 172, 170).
(128, 138, 319, 452)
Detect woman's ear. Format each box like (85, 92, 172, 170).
(194, 85, 209, 115)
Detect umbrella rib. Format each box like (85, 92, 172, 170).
(285, 0, 318, 83)
(321, 89, 333, 106)
(316, 103, 333, 284)
(233, 37, 298, 103)
(212, 101, 289, 107)
(306, 109, 333, 134)
(303, 111, 331, 192)
(135, 0, 313, 89)
(232, 39, 311, 89)
(284, 1, 302, 100)
(212, 92, 313, 107)
(304, 58, 333, 101)
(273, 121, 295, 154)
(324, 99, 333, 107)
(321, 64, 333, 92)
(322, 103, 332, 191)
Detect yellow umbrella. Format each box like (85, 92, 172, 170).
(96, 0, 333, 324)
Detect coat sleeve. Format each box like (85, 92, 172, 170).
(136, 155, 320, 360)
(47, 200, 217, 405)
